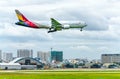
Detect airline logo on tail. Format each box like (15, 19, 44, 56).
(15, 10, 29, 22)
(15, 9, 38, 28)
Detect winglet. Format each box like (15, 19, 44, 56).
(15, 9, 29, 22)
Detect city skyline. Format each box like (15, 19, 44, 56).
(0, 0, 120, 59)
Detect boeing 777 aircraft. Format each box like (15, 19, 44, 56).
(15, 10, 87, 33)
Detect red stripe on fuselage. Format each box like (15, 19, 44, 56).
(26, 21, 39, 28)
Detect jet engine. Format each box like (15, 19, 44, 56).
(63, 24, 70, 29)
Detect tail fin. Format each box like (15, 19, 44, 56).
(51, 18, 62, 28)
(15, 9, 29, 22)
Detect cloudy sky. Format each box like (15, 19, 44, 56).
(0, 0, 120, 59)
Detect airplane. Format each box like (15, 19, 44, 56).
(15, 9, 87, 33)
(48, 18, 87, 33)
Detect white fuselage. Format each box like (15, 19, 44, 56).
(62, 22, 87, 29)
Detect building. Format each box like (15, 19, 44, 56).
(50, 51, 63, 62)
(10, 57, 43, 69)
(0, 57, 43, 70)
(0, 63, 21, 70)
(3, 53, 13, 62)
(101, 54, 120, 63)
(17, 49, 33, 58)
(37, 51, 50, 63)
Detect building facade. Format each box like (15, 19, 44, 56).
(101, 54, 120, 63)
(17, 49, 33, 58)
(3, 53, 13, 62)
(37, 51, 50, 63)
(50, 51, 63, 62)
(10, 57, 43, 69)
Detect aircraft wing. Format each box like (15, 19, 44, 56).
(50, 18, 62, 31)
(48, 18, 63, 33)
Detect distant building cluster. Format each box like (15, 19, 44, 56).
(0, 49, 120, 69)
(0, 49, 63, 70)
(0, 49, 63, 63)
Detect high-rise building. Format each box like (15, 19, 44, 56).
(37, 51, 50, 62)
(50, 51, 63, 62)
(101, 54, 120, 63)
(17, 49, 33, 58)
(3, 53, 13, 62)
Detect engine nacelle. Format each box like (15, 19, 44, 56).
(62, 24, 70, 29)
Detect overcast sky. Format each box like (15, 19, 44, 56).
(0, 0, 120, 60)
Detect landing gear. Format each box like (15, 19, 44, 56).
(48, 29, 57, 33)
(80, 28, 83, 31)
